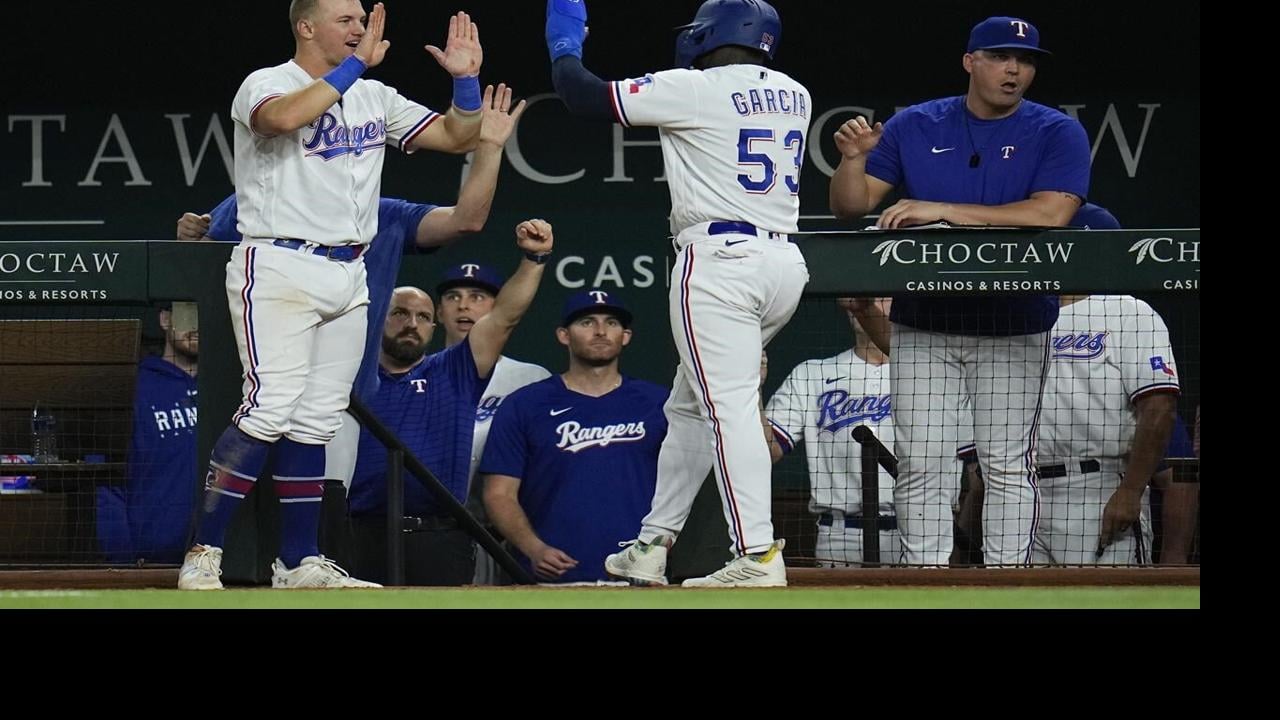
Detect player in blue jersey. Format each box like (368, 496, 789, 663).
(346, 220, 555, 585)
(173, 83, 524, 588)
(480, 290, 668, 584)
(429, 262, 552, 585)
(829, 16, 1091, 566)
(96, 303, 200, 564)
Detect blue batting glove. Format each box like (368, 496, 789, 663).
(546, 0, 588, 61)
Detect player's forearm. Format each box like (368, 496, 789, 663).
(451, 141, 502, 232)
(253, 82, 343, 136)
(436, 108, 483, 153)
(934, 194, 1079, 227)
(415, 143, 500, 248)
(551, 56, 615, 121)
(488, 259, 546, 330)
(829, 155, 876, 220)
(761, 408, 784, 464)
(854, 306, 892, 356)
(483, 489, 543, 558)
(1124, 393, 1178, 495)
(1159, 482, 1199, 564)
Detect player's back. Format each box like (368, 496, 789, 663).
(616, 65, 811, 235)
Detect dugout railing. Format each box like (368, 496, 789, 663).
(0, 229, 1199, 580)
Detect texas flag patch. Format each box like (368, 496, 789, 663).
(1149, 356, 1176, 376)
(627, 76, 655, 94)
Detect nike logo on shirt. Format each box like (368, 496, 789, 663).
(549, 407, 573, 416)
(724, 238, 750, 246)
(931, 146, 956, 154)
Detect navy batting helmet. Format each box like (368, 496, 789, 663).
(673, 0, 781, 69)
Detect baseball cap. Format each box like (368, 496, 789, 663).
(967, 16, 1051, 55)
(560, 289, 633, 328)
(435, 262, 506, 297)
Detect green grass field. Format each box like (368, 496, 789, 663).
(0, 586, 1198, 609)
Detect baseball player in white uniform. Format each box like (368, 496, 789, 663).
(765, 299, 900, 566)
(179, 1, 486, 590)
(1034, 294, 1180, 564)
(547, 0, 810, 587)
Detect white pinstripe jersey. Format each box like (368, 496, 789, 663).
(1038, 295, 1181, 461)
(231, 60, 439, 246)
(469, 356, 553, 484)
(766, 349, 895, 515)
(609, 65, 811, 236)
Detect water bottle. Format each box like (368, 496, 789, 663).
(31, 402, 58, 463)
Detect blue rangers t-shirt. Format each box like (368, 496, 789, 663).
(479, 376, 669, 583)
(207, 194, 437, 399)
(96, 355, 200, 563)
(347, 338, 488, 517)
(866, 96, 1091, 335)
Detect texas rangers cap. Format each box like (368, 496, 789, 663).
(560, 289, 633, 328)
(967, 16, 1051, 55)
(436, 262, 506, 297)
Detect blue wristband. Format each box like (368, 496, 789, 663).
(452, 75, 482, 112)
(546, 0, 587, 61)
(323, 55, 367, 95)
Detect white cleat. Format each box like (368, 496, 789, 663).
(178, 544, 225, 590)
(681, 539, 788, 588)
(270, 555, 382, 589)
(604, 536, 673, 586)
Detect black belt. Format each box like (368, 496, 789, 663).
(1036, 459, 1101, 479)
(818, 512, 898, 531)
(272, 238, 365, 262)
(706, 221, 790, 242)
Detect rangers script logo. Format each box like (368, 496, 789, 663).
(555, 420, 647, 453)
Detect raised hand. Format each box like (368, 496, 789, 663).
(834, 115, 883, 160)
(478, 84, 528, 147)
(425, 11, 483, 78)
(515, 219, 554, 255)
(354, 2, 390, 68)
